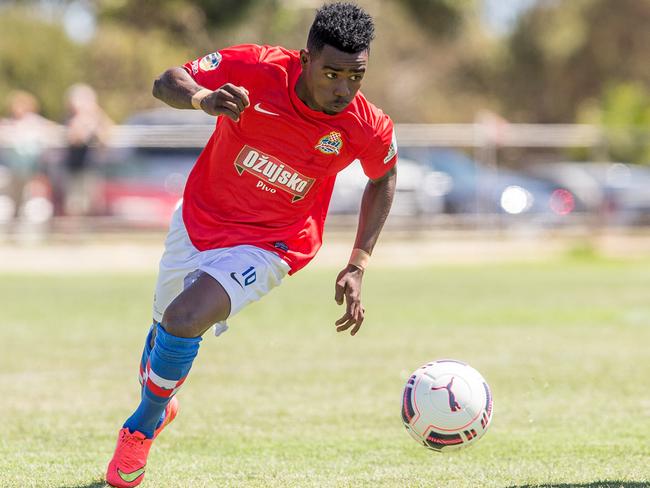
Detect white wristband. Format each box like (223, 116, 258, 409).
(191, 88, 213, 110)
(348, 248, 371, 270)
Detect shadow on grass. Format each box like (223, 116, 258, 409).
(506, 482, 649, 488)
(58, 481, 108, 488)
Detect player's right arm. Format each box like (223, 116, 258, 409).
(152, 67, 250, 122)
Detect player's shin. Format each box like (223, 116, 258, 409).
(124, 323, 201, 438)
(138, 322, 170, 430)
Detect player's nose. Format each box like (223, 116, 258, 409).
(333, 81, 351, 98)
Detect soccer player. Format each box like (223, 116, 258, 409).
(105, 3, 397, 486)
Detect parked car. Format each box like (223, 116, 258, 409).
(89, 108, 209, 227)
(328, 157, 445, 216)
(524, 161, 650, 225)
(92, 148, 197, 226)
(399, 147, 573, 218)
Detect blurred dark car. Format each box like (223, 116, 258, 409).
(524, 161, 650, 225)
(399, 147, 574, 218)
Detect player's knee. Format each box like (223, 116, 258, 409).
(161, 303, 212, 338)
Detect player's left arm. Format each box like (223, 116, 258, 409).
(334, 165, 396, 336)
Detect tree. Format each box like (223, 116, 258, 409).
(578, 82, 650, 164)
(484, 0, 650, 124)
(399, 0, 478, 39)
(0, 8, 84, 120)
(97, 0, 258, 36)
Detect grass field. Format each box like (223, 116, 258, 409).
(2, 255, 650, 487)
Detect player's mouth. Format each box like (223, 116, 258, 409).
(327, 99, 350, 113)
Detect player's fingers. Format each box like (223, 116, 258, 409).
(225, 84, 250, 104)
(336, 318, 354, 332)
(347, 303, 364, 335)
(350, 320, 363, 336)
(210, 87, 242, 115)
(238, 86, 250, 107)
(229, 92, 248, 113)
(218, 106, 241, 122)
(336, 309, 355, 329)
(214, 91, 246, 115)
(202, 94, 238, 119)
(221, 100, 245, 118)
(222, 84, 250, 109)
(335, 312, 350, 326)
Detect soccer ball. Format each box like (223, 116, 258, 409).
(401, 359, 493, 452)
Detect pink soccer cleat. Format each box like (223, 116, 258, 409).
(154, 396, 179, 439)
(106, 397, 179, 487)
(105, 428, 152, 488)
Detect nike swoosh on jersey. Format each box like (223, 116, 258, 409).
(253, 102, 280, 116)
(118, 467, 146, 483)
(230, 272, 244, 288)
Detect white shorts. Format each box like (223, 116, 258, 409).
(152, 204, 290, 336)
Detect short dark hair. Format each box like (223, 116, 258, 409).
(307, 2, 375, 54)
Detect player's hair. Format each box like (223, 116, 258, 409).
(307, 2, 375, 54)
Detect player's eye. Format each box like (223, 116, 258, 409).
(325, 72, 337, 80)
(350, 74, 363, 82)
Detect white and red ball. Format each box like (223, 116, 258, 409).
(401, 359, 493, 451)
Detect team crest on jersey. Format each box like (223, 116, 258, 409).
(315, 131, 343, 155)
(199, 52, 222, 71)
(234, 145, 315, 202)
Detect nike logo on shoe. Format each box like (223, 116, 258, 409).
(253, 102, 279, 116)
(117, 467, 146, 483)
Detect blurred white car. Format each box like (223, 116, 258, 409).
(328, 157, 446, 216)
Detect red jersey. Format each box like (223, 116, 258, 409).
(182, 44, 397, 274)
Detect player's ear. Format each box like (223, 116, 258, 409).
(300, 49, 310, 68)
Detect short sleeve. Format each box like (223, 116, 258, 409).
(358, 113, 398, 180)
(182, 44, 262, 90)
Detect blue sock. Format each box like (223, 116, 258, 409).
(124, 323, 201, 438)
(138, 323, 167, 429)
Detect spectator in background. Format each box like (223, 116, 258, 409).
(62, 83, 113, 216)
(0, 90, 57, 219)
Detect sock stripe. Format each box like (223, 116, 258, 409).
(145, 378, 177, 398)
(144, 360, 188, 398)
(147, 365, 180, 390)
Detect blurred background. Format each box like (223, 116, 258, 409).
(1, 0, 650, 249)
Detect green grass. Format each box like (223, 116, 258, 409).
(1, 256, 650, 487)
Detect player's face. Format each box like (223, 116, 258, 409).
(299, 45, 368, 115)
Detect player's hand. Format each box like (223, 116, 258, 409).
(334, 264, 365, 336)
(200, 83, 250, 121)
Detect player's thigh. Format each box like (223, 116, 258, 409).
(162, 272, 231, 338)
(163, 245, 290, 338)
(197, 244, 290, 322)
(155, 224, 290, 338)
